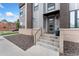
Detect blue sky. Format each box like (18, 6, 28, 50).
(0, 3, 19, 22)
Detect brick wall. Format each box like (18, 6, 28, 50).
(0, 22, 16, 31)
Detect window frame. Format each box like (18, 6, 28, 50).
(70, 10, 75, 28)
(77, 10, 79, 27)
(47, 3, 55, 11)
(33, 3, 39, 11)
(20, 22, 25, 28)
(20, 10, 23, 16)
(70, 9, 79, 28)
(34, 3, 38, 7)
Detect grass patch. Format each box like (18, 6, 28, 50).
(0, 31, 17, 36)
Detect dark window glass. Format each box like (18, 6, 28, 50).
(77, 10, 79, 27)
(49, 25, 53, 27)
(20, 11, 23, 16)
(50, 28, 53, 31)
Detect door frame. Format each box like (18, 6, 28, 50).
(47, 16, 55, 34)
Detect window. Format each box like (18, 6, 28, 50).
(77, 10, 79, 27)
(20, 22, 25, 28)
(70, 10, 79, 28)
(20, 10, 23, 16)
(34, 3, 39, 11)
(34, 3, 38, 7)
(70, 11, 75, 28)
(47, 3, 55, 11)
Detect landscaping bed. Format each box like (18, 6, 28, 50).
(64, 41, 79, 56)
(4, 34, 34, 51)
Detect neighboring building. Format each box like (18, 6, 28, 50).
(8, 22, 17, 31)
(0, 22, 16, 31)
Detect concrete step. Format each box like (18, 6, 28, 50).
(43, 34, 55, 36)
(42, 34, 59, 39)
(37, 41, 59, 51)
(42, 34, 55, 38)
(38, 39, 59, 47)
(40, 36, 59, 42)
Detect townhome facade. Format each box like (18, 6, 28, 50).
(19, 3, 68, 54)
(19, 3, 60, 35)
(19, 3, 79, 55)
(33, 3, 60, 34)
(19, 3, 61, 55)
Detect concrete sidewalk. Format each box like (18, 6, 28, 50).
(0, 36, 59, 56)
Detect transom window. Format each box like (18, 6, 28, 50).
(34, 3, 39, 11)
(47, 3, 55, 11)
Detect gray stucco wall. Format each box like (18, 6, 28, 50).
(44, 3, 60, 14)
(33, 3, 60, 29)
(60, 3, 70, 28)
(33, 3, 43, 29)
(69, 3, 79, 11)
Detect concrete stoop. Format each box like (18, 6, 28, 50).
(36, 34, 59, 52)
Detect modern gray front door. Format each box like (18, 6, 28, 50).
(48, 17, 55, 34)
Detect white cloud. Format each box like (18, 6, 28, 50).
(5, 14, 19, 22)
(5, 12, 14, 16)
(0, 4, 4, 8)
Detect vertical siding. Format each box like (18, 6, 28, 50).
(60, 3, 70, 28)
(33, 3, 43, 29)
(27, 3, 33, 28)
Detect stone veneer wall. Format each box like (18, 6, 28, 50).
(19, 28, 42, 44)
(60, 28, 79, 54)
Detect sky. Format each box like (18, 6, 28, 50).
(0, 3, 19, 22)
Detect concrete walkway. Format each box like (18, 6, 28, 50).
(0, 36, 59, 56)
